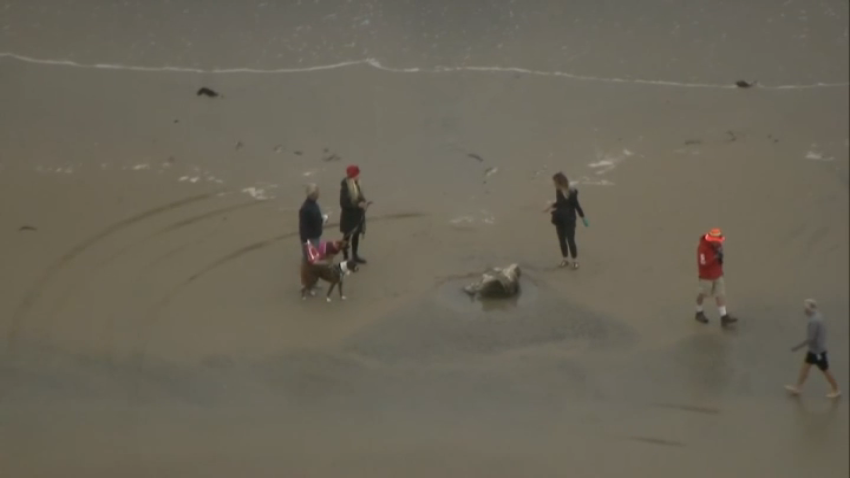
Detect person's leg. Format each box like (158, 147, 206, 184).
(713, 277, 737, 325)
(351, 233, 366, 263)
(816, 353, 841, 397)
(555, 223, 569, 266)
(304, 237, 322, 291)
(786, 359, 814, 394)
(695, 282, 709, 323)
(823, 371, 841, 397)
(565, 222, 578, 268)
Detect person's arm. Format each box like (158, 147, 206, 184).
(298, 206, 308, 242)
(310, 205, 324, 236)
(572, 190, 585, 218)
(546, 190, 567, 211)
(572, 189, 589, 226)
(791, 321, 818, 351)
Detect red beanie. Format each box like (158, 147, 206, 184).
(346, 165, 360, 178)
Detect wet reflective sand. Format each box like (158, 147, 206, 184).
(1, 1, 848, 476)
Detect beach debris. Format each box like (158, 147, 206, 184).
(242, 187, 273, 200)
(321, 148, 341, 162)
(805, 150, 833, 161)
(483, 166, 499, 183)
(467, 153, 484, 162)
(294, 150, 303, 156)
(463, 264, 521, 299)
(18, 225, 37, 232)
(235, 141, 243, 150)
(273, 145, 284, 153)
(684, 139, 702, 146)
(173, 119, 180, 124)
(734, 80, 757, 88)
(196, 87, 220, 98)
(726, 131, 738, 142)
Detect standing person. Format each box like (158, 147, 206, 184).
(544, 172, 589, 269)
(695, 228, 738, 326)
(786, 299, 841, 398)
(299, 183, 326, 262)
(339, 165, 371, 264)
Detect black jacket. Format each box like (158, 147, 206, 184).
(551, 187, 585, 225)
(299, 198, 323, 242)
(339, 178, 366, 236)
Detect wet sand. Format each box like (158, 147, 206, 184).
(1, 1, 849, 477)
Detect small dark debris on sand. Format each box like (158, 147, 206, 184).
(294, 151, 303, 156)
(726, 131, 737, 142)
(684, 139, 702, 146)
(19, 225, 37, 232)
(173, 119, 180, 124)
(467, 153, 484, 162)
(196, 87, 220, 98)
(735, 80, 757, 88)
(322, 149, 341, 162)
(235, 141, 243, 150)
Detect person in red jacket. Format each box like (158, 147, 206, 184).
(695, 228, 738, 327)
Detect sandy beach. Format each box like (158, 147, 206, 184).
(1, 1, 849, 477)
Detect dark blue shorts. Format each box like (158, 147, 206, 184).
(805, 351, 829, 371)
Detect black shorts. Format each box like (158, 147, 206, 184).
(805, 351, 829, 371)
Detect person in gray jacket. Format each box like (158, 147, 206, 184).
(785, 299, 841, 399)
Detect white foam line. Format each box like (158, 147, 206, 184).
(2, 52, 847, 90)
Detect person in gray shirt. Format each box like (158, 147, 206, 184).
(785, 299, 841, 399)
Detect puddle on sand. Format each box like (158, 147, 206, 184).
(342, 273, 636, 364)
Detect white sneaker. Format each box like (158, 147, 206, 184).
(827, 390, 842, 399)
(784, 385, 801, 395)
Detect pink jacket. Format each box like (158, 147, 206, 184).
(305, 240, 341, 264)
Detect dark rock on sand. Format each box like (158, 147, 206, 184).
(463, 264, 521, 298)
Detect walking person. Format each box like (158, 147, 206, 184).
(339, 165, 371, 264)
(544, 172, 589, 269)
(786, 299, 841, 399)
(695, 228, 738, 326)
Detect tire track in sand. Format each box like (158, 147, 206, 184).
(6, 192, 220, 348)
(43, 199, 270, 330)
(131, 212, 427, 370)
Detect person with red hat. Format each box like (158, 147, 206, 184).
(339, 165, 371, 264)
(695, 228, 738, 327)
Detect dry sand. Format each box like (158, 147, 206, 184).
(1, 1, 849, 477)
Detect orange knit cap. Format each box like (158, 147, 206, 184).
(704, 228, 725, 243)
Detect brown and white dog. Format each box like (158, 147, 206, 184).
(300, 238, 357, 302)
(300, 259, 359, 302)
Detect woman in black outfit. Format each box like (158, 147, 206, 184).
(339, 165, 371, 264)
(545, 172, 589, 269)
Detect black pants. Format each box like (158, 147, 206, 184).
(343, 233, 361, 260)
(555, 221, 577, 259)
